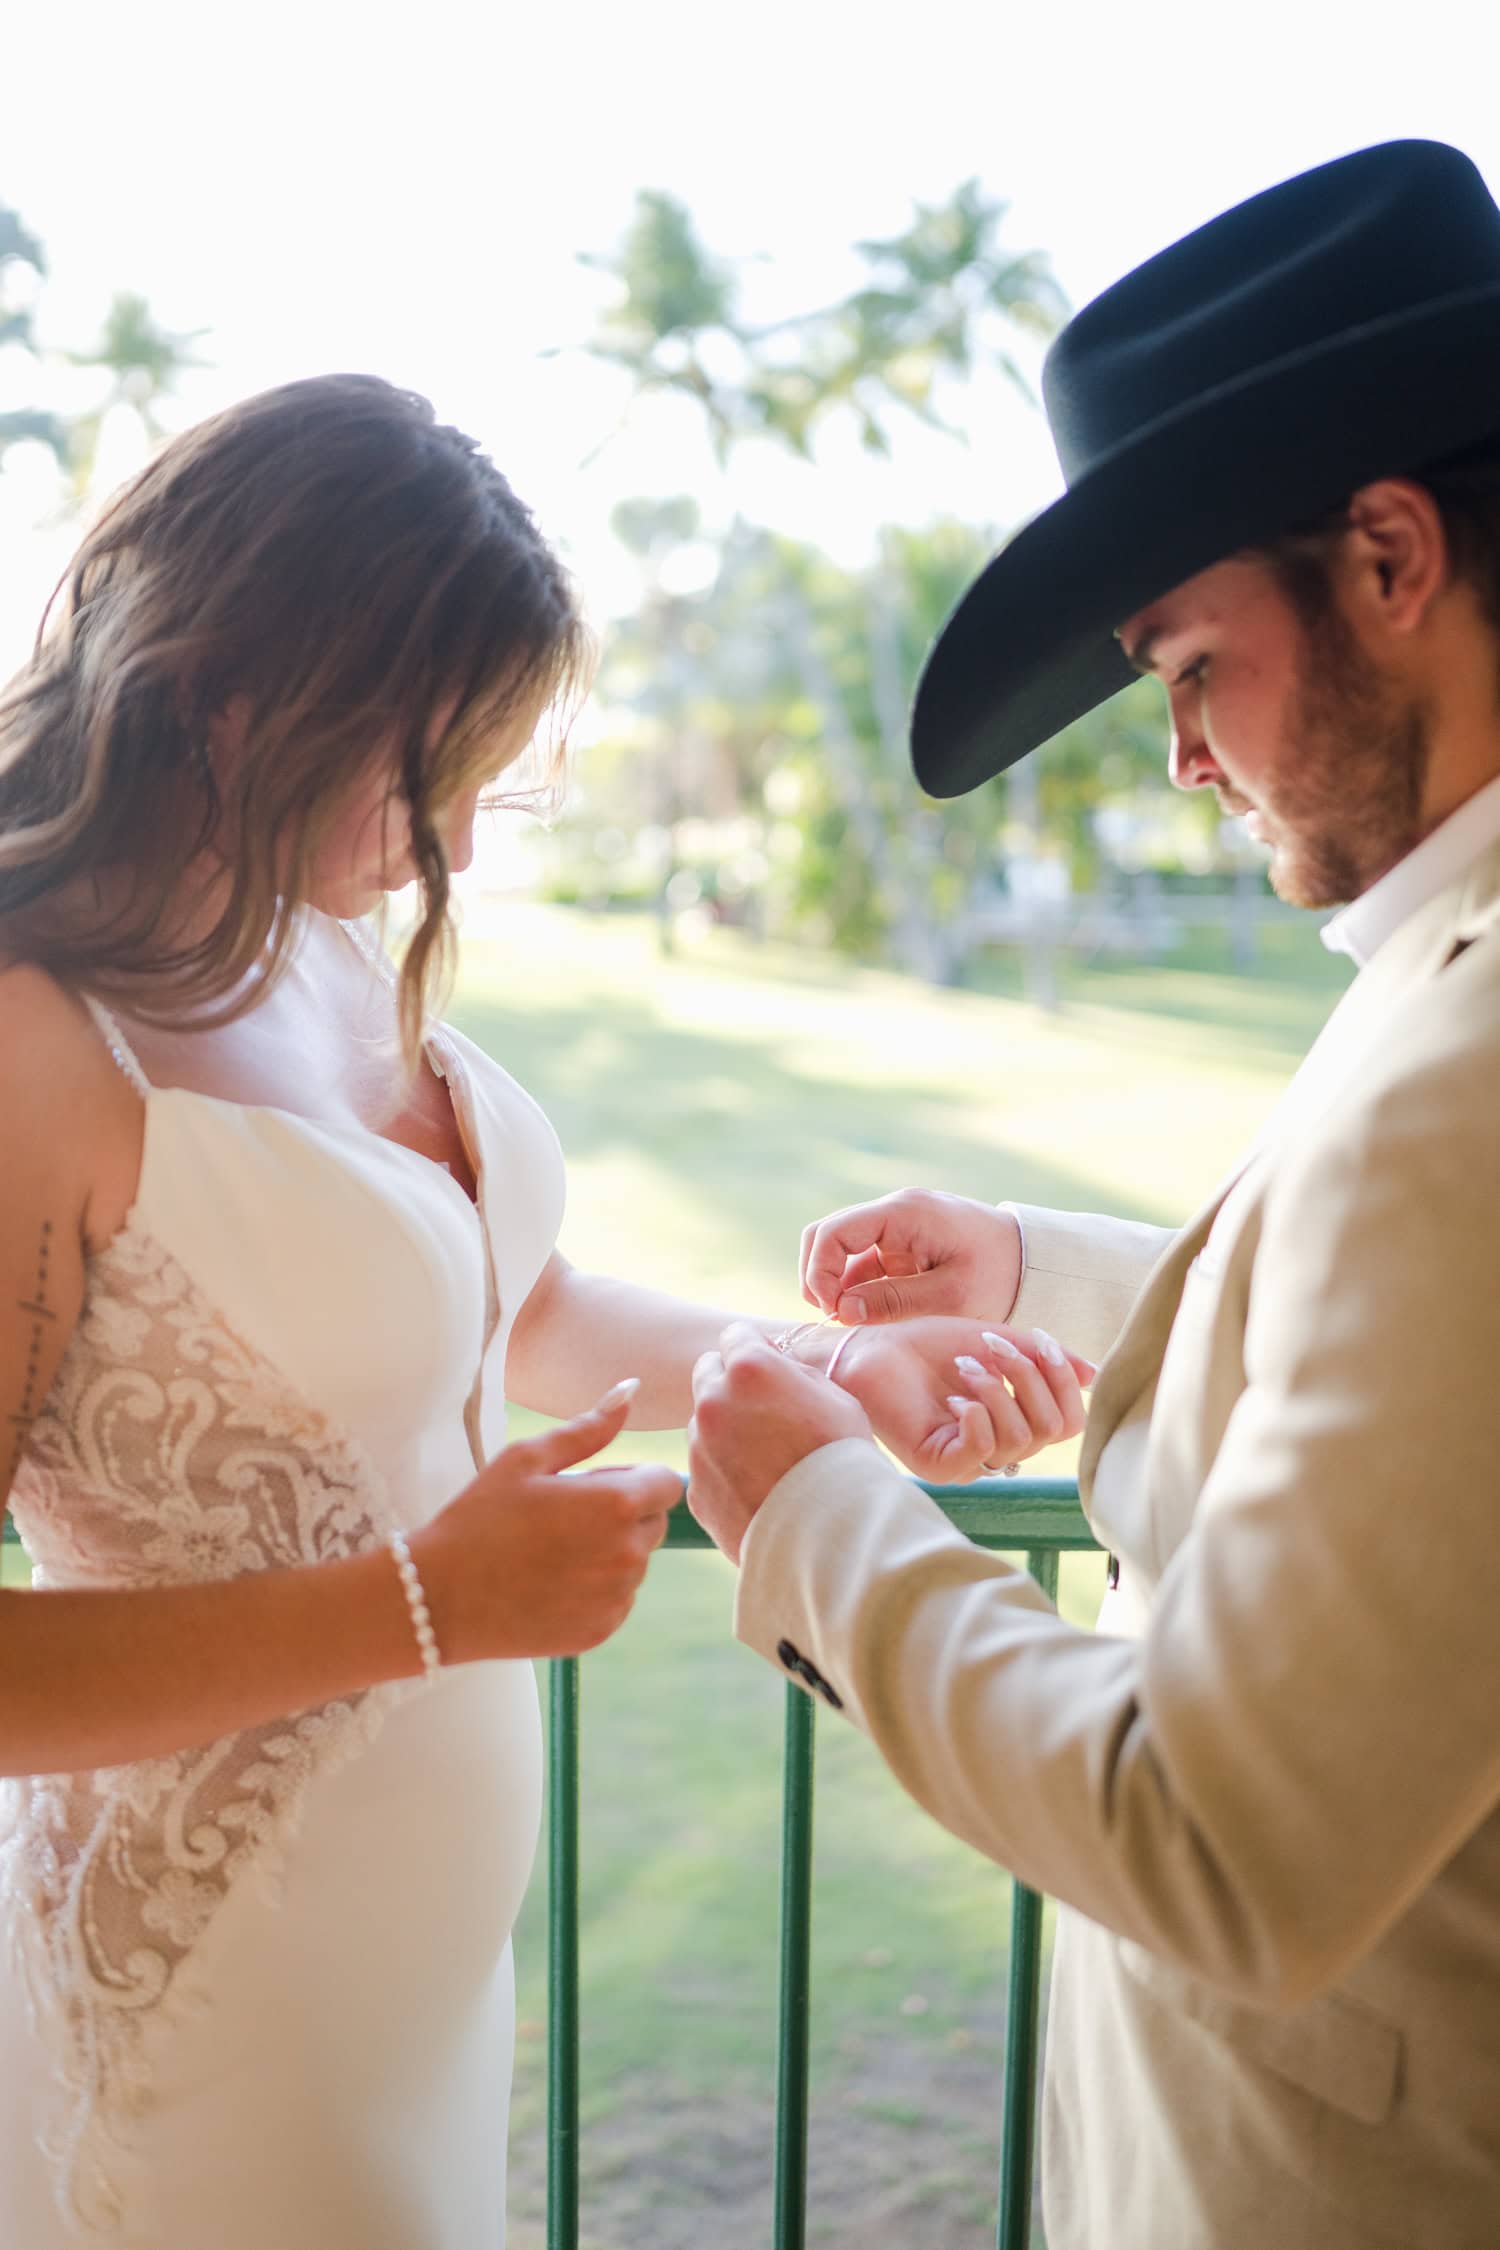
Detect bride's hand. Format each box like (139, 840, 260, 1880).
(827, 1316, 1095, 1482)
(412, 1382, 682, 1663)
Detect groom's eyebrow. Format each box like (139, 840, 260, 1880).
(1119, 627, 1162, 676)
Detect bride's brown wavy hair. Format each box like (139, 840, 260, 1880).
(0, 372, 591, 1070)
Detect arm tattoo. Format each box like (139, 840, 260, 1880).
(5, 1217, 55, 1495)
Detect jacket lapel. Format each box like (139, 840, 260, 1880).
(1078, 1186, 1230, 1499)
(1078, 839, 1500, 1503)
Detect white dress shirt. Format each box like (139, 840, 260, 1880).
(1320, 767, 1500, 967)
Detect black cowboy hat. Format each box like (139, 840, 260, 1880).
(911, 138, 1500, 797)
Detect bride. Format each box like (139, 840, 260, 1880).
(0, 372, 1090, 2246)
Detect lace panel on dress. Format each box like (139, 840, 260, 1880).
(2, 1217, 413, 2235)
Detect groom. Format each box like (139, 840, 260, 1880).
(687, 139, 1500, 2249)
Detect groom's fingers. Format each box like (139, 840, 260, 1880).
(833, 1246, 887, 1293)
(718, 1322, 815, 1382)
(801, 1204, 912, 1311)
(691, 1350, 725, 1404)
(719, 1320, 772, 1360)
(834, 1269, 955, 1325)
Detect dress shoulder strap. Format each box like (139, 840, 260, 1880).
(79, 995, 154, 1099)
(338, 915, 447, 1072)
(339, 915, 390, 976)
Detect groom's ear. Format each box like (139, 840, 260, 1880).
(1340, 479, 1448, 647)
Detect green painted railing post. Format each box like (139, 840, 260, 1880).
(1, 1489, 1096, 2246)
(547, 1655, 581, 2250)
(774, 1680, 817, 2250)
(996, 1546, 1060, 2250)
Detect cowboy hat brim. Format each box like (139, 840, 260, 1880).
(911, 279, 1500, 798)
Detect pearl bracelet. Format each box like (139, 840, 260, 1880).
(388, 1528, 442, 1686)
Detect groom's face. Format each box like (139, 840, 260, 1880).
(1116, 554, 1430, 908)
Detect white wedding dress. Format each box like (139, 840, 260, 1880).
(0, 942, 565, 2245)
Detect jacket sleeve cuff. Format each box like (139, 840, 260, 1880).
(735, 1438, 974, 1729)
(1002, 1201, 1174, 1365)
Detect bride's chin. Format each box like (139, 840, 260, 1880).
(313, 871, 401, 915)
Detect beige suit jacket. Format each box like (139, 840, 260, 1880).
(736, 842, 1500, 2249)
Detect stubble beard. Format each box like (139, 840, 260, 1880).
(1258, 614, 1432, 910)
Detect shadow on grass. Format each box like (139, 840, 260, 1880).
(450, 981, 1171, 1273)
(966, 923, 1352, 1068)
(451, 908, 1329, 2248)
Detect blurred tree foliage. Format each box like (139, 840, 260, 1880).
(555, 186, 1229, 982)
(553, 509, 1219, 977)
(0, 198, 206, 494)
(576, 179, 1066, 464)
(0, 205, 65, 469)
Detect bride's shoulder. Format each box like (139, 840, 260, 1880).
(0, 959, 139, 1229)
(0, 955, 104, 1078)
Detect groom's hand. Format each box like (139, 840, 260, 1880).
(688, 1323, 870, 1564)
(801, 1188, 1023, 1327)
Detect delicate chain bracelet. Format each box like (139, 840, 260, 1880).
(824, 1328, 860, 1383)
(387, 1528, 442, 1686)
(769, 1317, 833, 1355)
(771, 1315, 860, 1386)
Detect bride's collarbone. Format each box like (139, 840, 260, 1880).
(150, 913, 434, 1120)
(121, 1017, 474, 1186)
(113, 1004, 416, 1129)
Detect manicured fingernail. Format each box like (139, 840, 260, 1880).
(838, 1296, 868, 1322)
(945, 1395, 970, 1416)
(1080, 1360, 1099, 1384)
(1033, 1329, 1066, 1367)
(981, 1331, 1023, 1360)
(597, 1377, 641, 1410)
(954, 1355, 987, 1382)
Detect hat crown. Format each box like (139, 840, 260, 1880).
(914, 137, 1500, 796)
(1043, 140, 1500, 484)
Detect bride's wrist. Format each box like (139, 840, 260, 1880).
(404, 1518, 470, 1670)
(387, 1529, 443, 1687)
(771, 1318, 864, 1388)
(823, 1327, 863, 1387)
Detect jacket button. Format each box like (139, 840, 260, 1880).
(776, 1639, 802, 1672)
(814, 1676, 845, 1712)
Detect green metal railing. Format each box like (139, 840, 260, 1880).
(547, 1476, 1099, 2250)
(0, 1480, 1098, 2245)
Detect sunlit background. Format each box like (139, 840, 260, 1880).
(5, 10, 1497, 2242)
(6, 1, 1499, 925)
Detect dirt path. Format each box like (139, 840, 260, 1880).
(507, 2035, 1047, 2249)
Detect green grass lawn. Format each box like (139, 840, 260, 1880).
(442, 903, 1351, 2250)
(0, 903, 1348, 2243)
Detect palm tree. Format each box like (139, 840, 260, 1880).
(569, 183, 1069, 987)
(0, 203, 65, 470)
(0, 200, 209, 495)
(62, 290, 210, 494)
(574, 178, 1066, 464)
(745, 177, 1067, 457)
